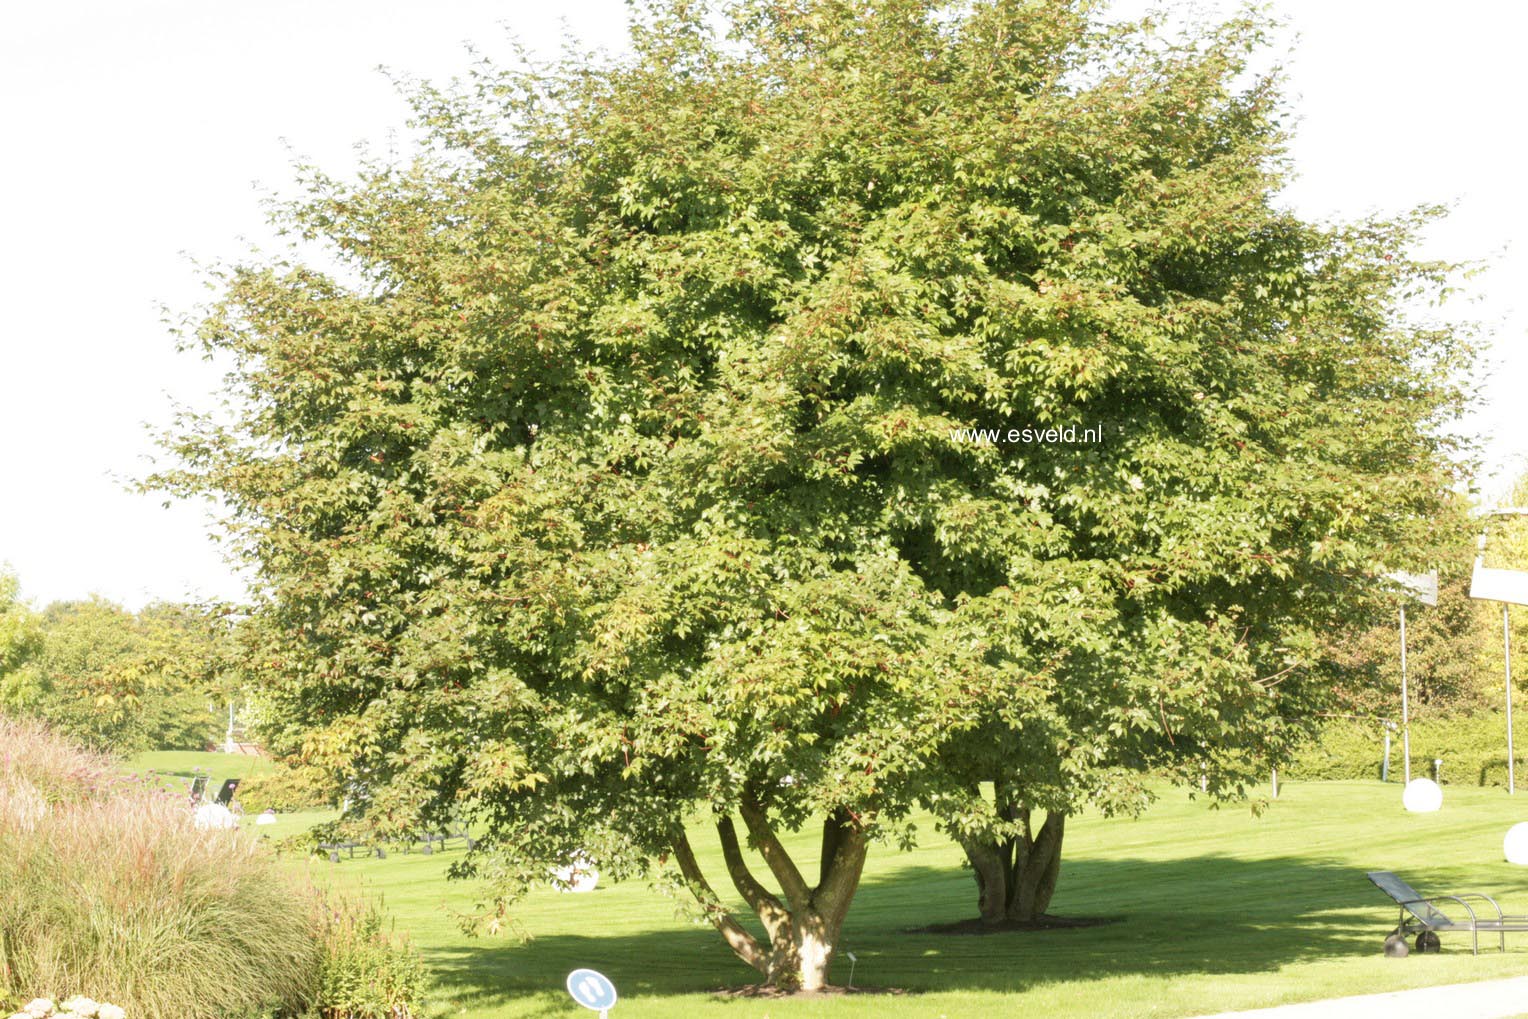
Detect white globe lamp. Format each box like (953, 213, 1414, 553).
(1402, 778, 1443, 813)
(1505, 823, 1528, 865)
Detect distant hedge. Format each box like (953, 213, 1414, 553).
(1291, 713, 1528, 787)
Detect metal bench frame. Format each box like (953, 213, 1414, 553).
(1368, 870, 1528, 954)
(318, 841, 387, 863)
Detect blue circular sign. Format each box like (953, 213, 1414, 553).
(566, 968, 618, 1011)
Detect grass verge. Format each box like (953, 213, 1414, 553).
(242, 781, 1528, 1018)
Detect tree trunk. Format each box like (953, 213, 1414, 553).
(958, 803, 1066, 923)
(670, 797, 866, 990)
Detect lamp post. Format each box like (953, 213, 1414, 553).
(1468, 508, 1528, 795)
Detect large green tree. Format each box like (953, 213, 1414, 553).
(155, 0, 1474, 985)
(25, 599, 225, 753)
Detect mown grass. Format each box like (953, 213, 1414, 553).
(127, 748, 278, 796)
(118, 761, 1528, 1018)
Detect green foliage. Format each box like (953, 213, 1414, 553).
(0, 717, 318, 1019)
(1479, 472, 1528, 681)
(306, 891, 428, 1019)
(1320, 501, 1496, 719)
(276, 818, 350, 858)
(240, 764, 344, 814)
(1292, 714, 1528, 787)
(151, 0, 1477, 979)
(0, 568, 44, 712)
(25, 599, 227, 754)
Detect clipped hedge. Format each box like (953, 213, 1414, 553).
(1291, 712, 1528, 786)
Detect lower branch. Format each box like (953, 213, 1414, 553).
(671, 831, 767, 974)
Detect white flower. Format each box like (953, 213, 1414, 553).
(23, 999, 55, 1018)
(96, 1006, 125, 1019)
(60, 999, 98, 1018)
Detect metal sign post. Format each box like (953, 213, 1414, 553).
(1382, 724, 1391, 782)
(1400, 604, 1411, 784)
(1386, 570, 1437, 786)
(1467, 510, 1528, 796)
(1507, 605, 1516, 796)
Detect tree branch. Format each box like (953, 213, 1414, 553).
(716, 815, 790, 938)
(813, 812, 867, 929)
(1034, 809, 1064, 862)
(739, 787, 812, 912)
(671, 831, 767, 975)
(818, 807, 849, 891)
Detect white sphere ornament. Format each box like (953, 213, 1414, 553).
(1505, 823, 1528, 865)
(1403, 778, 1443, 813)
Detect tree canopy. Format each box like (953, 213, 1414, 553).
(1, 589, 227, 754)
(155, 0, 1476, 987)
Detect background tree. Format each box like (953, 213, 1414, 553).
(0, 568, 44, 712)
(1323, 497, 1493, 722)
(153, 0, 1476, 982)
(1476, 470, 1528, 693)
(25, 598, 225, 753)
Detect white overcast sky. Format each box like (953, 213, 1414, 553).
(1, 1, 1524, 610)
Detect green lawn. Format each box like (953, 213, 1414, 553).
(127, 748, 278, 797)
(112, 761, 1528, 1018)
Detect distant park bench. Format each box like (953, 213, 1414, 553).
(314, 824, 474, 863)
(317, 841, 387, 863)
(394, 826, 477, 855)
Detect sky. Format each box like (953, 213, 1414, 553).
(1, 0, 1524, 610)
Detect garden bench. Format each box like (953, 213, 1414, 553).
(1367, 870, 1528, 954)
(317, 841, 387, 863)
(396, 826, 476, 855)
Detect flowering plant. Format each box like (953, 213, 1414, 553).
(7, 996, 125, 1019)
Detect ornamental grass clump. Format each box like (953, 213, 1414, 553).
(0, 716, 319, 1018)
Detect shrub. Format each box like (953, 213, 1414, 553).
(1290, 712, 1528, 786)
(238, 764, 343, 814)
(307, 892, 427, 1019)
(0, 717, 318, 1018)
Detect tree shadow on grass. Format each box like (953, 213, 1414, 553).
(418, 852, 1425, 1011)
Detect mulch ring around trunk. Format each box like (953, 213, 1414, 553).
(715, 985, 910, 998)
(907, 914, 1123, 935)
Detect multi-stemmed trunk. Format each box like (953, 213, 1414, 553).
(958, 802, 1066, 924)
(672, 796, 867, 991)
